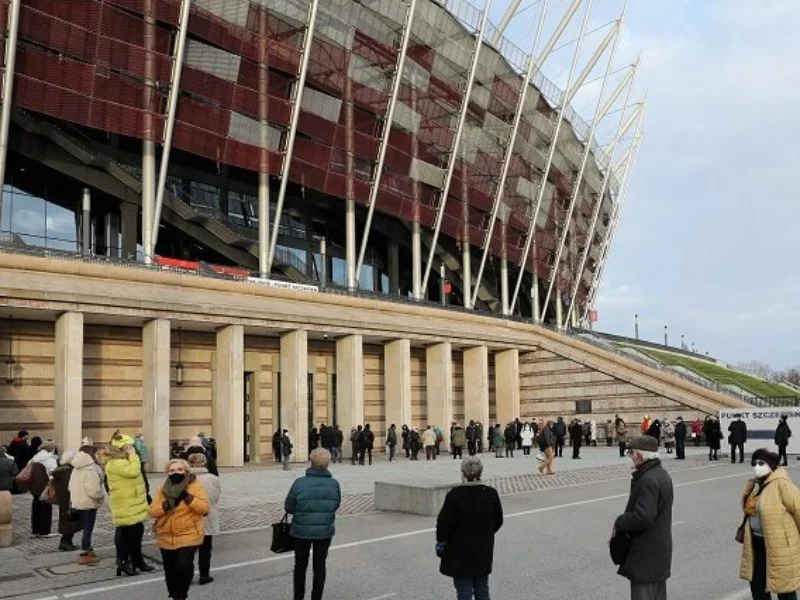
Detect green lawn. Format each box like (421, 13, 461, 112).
(617, 345, 800, 400)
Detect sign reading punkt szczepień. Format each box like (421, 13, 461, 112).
(718, 408, 800, 454)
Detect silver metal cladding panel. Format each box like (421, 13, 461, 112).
(185, 40, 242, 82)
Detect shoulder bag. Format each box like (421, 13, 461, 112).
(736, 481, 769, 543)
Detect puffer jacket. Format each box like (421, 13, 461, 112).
(68, 451, 104, 510)
(452, 428, 466, 448)
(422, 429, 437, 447)
(190, 467, 221, 536)
(285, 468, 341, 540)
(148, 477, 210, 550)
(105, 448, 149, 526)
(31, 449, 58, 477)
(740, 469, 800, 593)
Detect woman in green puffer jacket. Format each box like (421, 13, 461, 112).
(104, 434, 154, 577)
(285, 447, 341, 600)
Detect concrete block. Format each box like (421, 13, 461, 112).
(374, 480, 456, 517)
(0, 491, 10, 524)
(0, 524, 10, 548)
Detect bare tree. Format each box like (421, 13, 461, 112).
(735, 360, 776, 382)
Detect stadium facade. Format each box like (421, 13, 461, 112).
(0, 0, 674, 468)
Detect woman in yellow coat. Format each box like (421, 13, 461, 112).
(105, 434, 152, 576)
(739, 448, 800, 599)
(149, 459, 209, 600)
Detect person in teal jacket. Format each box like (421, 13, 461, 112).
(285, 447, 341, 600)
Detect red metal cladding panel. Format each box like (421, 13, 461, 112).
(297, 111, 336, 146)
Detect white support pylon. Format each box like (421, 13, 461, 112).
(540, 13, 625, 323)
(266, 0, 320, 274)
(0, 0, 21, 223)
(507, 0, 596, 316)
(420, 0, 492, 294)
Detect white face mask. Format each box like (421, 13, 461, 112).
(753, 464, 772, 478)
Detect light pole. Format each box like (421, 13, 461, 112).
(681, 334, 685, 350)
(634, 314, 639, 340)
(664, 325, 668, 347)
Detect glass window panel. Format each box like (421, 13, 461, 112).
(45, 201, 77, 244)
(10, 189, 46, 237)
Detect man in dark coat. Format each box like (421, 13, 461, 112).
(465, 421, 477, 457)
(360, 424, 375, 465)
(703, 416, 722, 460)
(553, 417, 567, 457)
(475, 421, 484, 454)
(727, 415, 747, 464)
(350, 426, 362, 465)
(612, 435, 673, 600)
(272, 431, 282, 464)
(775, 415, 792, 467)
(0, 446, 19, 492)
(7, 430, 30, 471)
(436, 457, 503, 598)
(569, 419, 583, 459)
(673, 417, 687, 460)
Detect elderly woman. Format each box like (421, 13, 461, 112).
(739, 448, 800, 600)
(437, 457, 504, 600)
(50, 450, 83, 551)
(69, 444, 105, 565)
(29, 439, 58, 537)
(106, 433, 152, 576)
(285, 447, 342, 600)
(149, 459, 210, 600)
(187, 453, 221, 585)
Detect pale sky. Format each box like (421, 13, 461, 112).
(491, 0, 800, 369)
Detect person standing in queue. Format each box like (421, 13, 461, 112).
(553, 417, 567, 458)
(569, 419, 583, 460)
(492, 425, 504, 459)
(606, 419, 616, 447)
(775, 416, 792, 467)
(386, 424, 398, 462)
(673, 417, 687, 460)
(285, 448, 341, 600)
(436, 457, 503, 600)
(452, 424, 466, 460)
(187, 453, 221, 586)
(360, 424, 375, 466)
(611, 435, 673, 600)
(281, 430, 294, 471)
(738, 448, 800, 600)
(616, 419, 629, 458)
(149, 459, 210, 600)
(409, 428, 421, 461)
(704, 416, 723, 461)
(729, 415, 748, 464)
(350, 426, 362, 466)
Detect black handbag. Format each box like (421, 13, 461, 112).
(271, 513, 294, 554)
(609, 532, 632, 566)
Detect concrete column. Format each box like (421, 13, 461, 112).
(412, 221, 422, 299)
(54, 312, 83, 451)
(336, 334, 364, 459)
(120, 202, 138, 260)
(462, 242, 471, 309)
(495, 349, 520, 424)
(463, 346, 489, 428)
(213, 325, 244, 467)
(384, 339, 411, 433)
(388, 241, 400, 296)
(280, 329, 308, 463)
(426, 342, 453, 446)
(142, 319, 170, 471)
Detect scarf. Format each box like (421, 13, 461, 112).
(162, 473, 194, 509)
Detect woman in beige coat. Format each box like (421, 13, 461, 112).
(739, 448, 800, 599)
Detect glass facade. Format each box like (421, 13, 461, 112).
(0, 185, 78, 251)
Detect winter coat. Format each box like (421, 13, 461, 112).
(31, 449, 58, 477)
(569, 423, 583, 447)
(503, 427, 515, 445)
(739, 469, 800, 593)
(180, 446, 219, 476)
(674, 422, 687, 442)
(704, 420, 722, 450)
(281, 434, 293, 457)
(149, 477, 210, 550)
(285, 468, 341, 540)
(520, 428, 534, 447)
(422, 429, 437, 447)
(728, 420, 748, 445)
(553, 420, 567, 439)
(775, 422, 792, 447)
(590, 421, 598, 441)
(386, 428, 398, 447)
(615, 425, 629, 444)
(7, 438, 29, 471)
(0, 454, 18, 492)
(320, 426, 336, 449)
(401, 429, 410, 450)
(190, 467, 221, 536)
(663, 424, 675, 445)
(538, 427, 555, 450)
(105, 449, 149, 527)
(361, 429, 375, 449)
(409, 431, 421, 451)
(29, 462, 49, 497)
(133, 438, 151, 464)
(436, 482, 504, 578)
(605, 421, 615, 440)
(614, 459, 673, 584)
(68, 451, 104, 510)
(646, 423, 661, 443)
(51, 465, 83, 536)
(452, 428, 466, 448)
(492, 428, 505, 448)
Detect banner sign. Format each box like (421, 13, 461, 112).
(247, 277, 319, 293)
(718, 408, 800, 455)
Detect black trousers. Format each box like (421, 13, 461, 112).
(607, 437, 613, 447)
(452, 446, 463, 459)
(467, 442, 476, 456)
(161, 546, 198, 600)
(31, 496, 52, 535)
(572, 444, 581, 459)
(750, 534, 798, 600)
(731, 442, 745, 463)
(555, 438, 564, 457)
(778, 445, 788, 466)
(618, 441, 627, 457)
(198, 535, 213, 577)
(359, 448, 372, 465)
(293, 537, 332, 600)
(675, 438, 685, 459)
(115, 522, 145, 567)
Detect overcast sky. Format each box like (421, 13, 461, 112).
(492, 0, 800, 370)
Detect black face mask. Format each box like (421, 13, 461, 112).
(168, 473, 186, 485)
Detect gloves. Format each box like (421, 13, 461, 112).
(162, 500, 172, 513)
(183, 493, 194, 505)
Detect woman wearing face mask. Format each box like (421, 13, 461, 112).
(149, 459, 209, 600)
(739, 448, 800, 600)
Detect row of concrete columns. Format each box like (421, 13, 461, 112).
(51, 312, 521, 468)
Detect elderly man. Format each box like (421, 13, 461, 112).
(611, 435, 673, 600)
(285, 448, 341, 600)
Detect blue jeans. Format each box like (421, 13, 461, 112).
(79, 509, 97, 551)
(454, 575, 490, 600)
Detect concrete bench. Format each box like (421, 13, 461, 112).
(0, 490, 11, 547)
(374, 480, 456, 517)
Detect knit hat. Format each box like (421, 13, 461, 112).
(186, 453, 208, 468)
(111, 434, 134, 449)
(628, 435, 659, 453)
(40, 440, 57, 453)
(751, 448, 780, 471)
